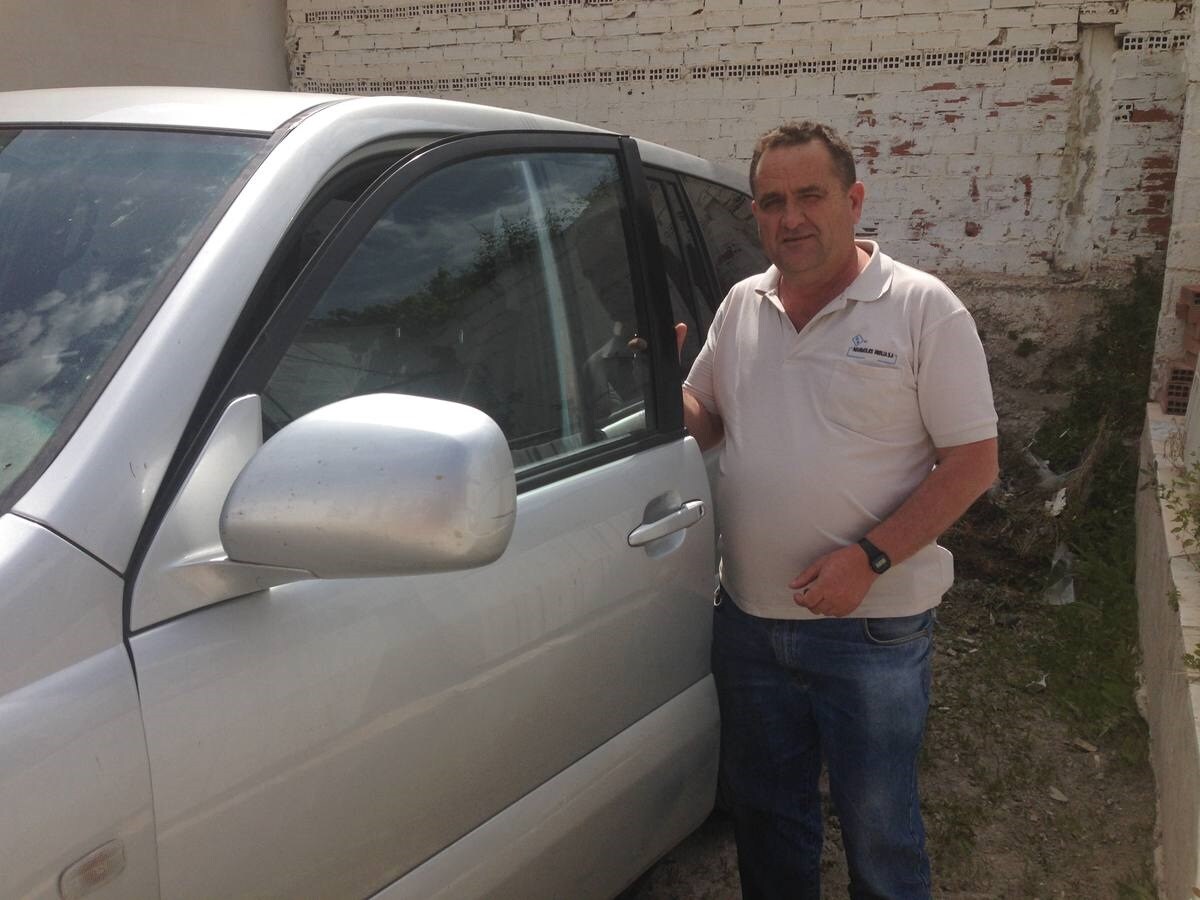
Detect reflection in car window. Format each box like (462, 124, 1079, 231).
(681, 176, 768, 297)
(0, 128, 263, 495)
(648, 177, 712, 373)
(263, 150, 651, 468)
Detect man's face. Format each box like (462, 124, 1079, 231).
(751, 141, 865, 287)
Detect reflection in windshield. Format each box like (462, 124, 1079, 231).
(0, 128, 262, 495)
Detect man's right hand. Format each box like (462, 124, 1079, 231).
(676, 321, 724, 450)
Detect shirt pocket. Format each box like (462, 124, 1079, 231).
(823, 358, 912, 435)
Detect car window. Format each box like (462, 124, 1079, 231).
(681, 176, 768, 297)
(0, 128, 263, 497)
(648, 177, 713, 373)
(261, 150, 652, 468)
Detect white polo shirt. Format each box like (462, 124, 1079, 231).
(685, 242, 997, 620)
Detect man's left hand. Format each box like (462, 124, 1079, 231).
(789, 545, 876, 617)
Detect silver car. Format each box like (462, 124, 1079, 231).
(0, 87, 765, 899)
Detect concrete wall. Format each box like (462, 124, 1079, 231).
(1137, 407, 1200, 900)
(0, 0, 290, 92)
(287, 0, 1191, 280)
(1158, 5, 1200, 404)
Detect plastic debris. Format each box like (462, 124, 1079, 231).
(1043, 543, 1076, 606)
(1049, 787, 1069, 803)
(1044, 487, 1067, 516)
(1022, 447, 1071, 491)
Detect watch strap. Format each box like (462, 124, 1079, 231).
(857, 537, 892, 574)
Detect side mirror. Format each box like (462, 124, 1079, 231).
(220, 394, 516, 578)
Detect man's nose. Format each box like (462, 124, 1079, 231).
(781, 199, 805, 228)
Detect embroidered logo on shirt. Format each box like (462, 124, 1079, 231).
(846, 334, 898, 365)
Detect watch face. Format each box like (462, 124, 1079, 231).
(871, 557, 888, 573)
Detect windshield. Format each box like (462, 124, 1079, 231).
(0, 128, 263, 496)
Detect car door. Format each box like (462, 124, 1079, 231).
(128, 132, 716, 899)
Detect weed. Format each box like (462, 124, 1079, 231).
(1184, 643, 1200, 675)
(1015, 337, 1040, 357)
(1168, 587, 1181, 611)
(1115, 867, 1160, 899)
(1154, 456, 1200, 556)
(1020, 263, 1159, 759)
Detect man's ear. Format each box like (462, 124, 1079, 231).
(848, 182, 866, 221)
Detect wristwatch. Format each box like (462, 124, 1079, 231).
(857, 537, 892, 575)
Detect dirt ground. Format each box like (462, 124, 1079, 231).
(621, 577, 1157, 899)
(621, 277, 1160, 899)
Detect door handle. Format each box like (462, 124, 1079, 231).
(627, 500, 705, 547)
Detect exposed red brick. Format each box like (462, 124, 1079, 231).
(860, 142, 880, 158)
(1143, 156, 1175, 170)
(942, 113, 961, 124)
(922, 82, 958, 91)
(1130, 106, 1178, 123)
(970, 177, 980, 201)
(1144, 171, 1177, 191)
(909, 218, 932, 239)
(891, 141, 918, 155)
(964, 221, 981, 237)
(1147, 216, 1172, 235)
(1051, 78, 1073, 86)
(987, 110, 999, 118)
(1134, 194, 1169, 213)
(1027, 93, 1062, 104)
(857, 110, 877, 127)
(995, 100, 1022, 107)
(1019, 175, 1033, 216)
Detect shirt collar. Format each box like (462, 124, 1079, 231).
(754, 240, 893, 308)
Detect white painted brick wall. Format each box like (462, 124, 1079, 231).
(287, 0, 1194, 278)
(1153, 2, 1199, 399)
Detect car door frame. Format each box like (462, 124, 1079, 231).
(223, 130, 682, 494)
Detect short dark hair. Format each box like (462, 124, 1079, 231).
(749, 122, 857, 195)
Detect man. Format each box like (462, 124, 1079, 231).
(678, 122, 998, 899)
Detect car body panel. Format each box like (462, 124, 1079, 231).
(130, 438, 714, 898)
(374, 677, 719, 900)
(0, 515, 158, 899)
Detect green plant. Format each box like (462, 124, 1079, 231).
(1184, 643, 1200, 674)
(1023, 262, 1159, 763)
(1154, 456, 1200, 557)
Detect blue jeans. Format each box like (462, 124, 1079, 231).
(712, 587, 933, 900)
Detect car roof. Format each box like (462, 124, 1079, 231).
(0, 86, 606, 134)
(0, 86, 747, 191)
